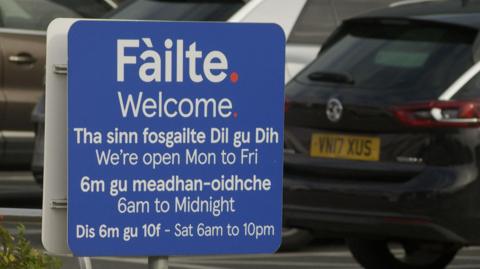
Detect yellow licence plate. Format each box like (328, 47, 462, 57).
(310, 133, 380, 161)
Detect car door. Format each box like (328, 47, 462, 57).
(0, 0, 78, 167)
(1, 31, 45, 133)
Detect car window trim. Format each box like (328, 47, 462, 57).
(439, 60, 480, 100)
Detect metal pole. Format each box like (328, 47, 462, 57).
(148, 256, 168, 269)
(78, 257, 92, 269)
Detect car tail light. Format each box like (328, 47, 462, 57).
(392, 100, 480, 128)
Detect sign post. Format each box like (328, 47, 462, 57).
(43, 19, 285, 261)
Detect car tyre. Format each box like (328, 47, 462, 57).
(280, 227, 313, 251)
(347, 239, 459, 269)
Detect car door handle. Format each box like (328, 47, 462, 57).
(8, 53, 36, 64)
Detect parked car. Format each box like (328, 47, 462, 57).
(284, 0, 480, 267)
(0, 0, 118, 170)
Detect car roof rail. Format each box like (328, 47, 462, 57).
(389, 0, 447, 7)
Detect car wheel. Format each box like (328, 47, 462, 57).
(347, 239, 459, 269)
(280, 227, 313, 251)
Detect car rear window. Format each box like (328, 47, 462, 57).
(298, 19, 477, 99)
(108, 0, 244, 21)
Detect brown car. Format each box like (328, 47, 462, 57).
(0, 0, 116, 169)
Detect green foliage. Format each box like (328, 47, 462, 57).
(0, 224, 61, 269)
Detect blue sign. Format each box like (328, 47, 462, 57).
(68, 21, 284, 256)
